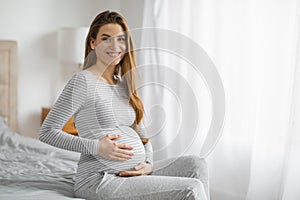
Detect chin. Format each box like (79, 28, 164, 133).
(107, 59, 122, 66)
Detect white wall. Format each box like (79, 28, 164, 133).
(0, 0, 144, 138)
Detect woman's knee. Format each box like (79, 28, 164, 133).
(182, 155, 207, 175)
(186, 155, 207, 167)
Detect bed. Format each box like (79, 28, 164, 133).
(0, 116, 84, 199)
(0, 40, 84, 199)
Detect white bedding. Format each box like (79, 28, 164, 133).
(0, 116, 84, 200)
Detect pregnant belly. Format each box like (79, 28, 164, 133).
(94, 126, 146, 173)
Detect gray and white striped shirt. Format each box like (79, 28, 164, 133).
(40, 70, 153, 191)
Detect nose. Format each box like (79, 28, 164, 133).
(109, 37, 120, 50)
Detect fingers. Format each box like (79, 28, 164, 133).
(112, 144, 134, 159)
(119, 170, 142, 177)
(106, 134, 120, 140)
(118, 162, 152, 176)
(134, 163, 145, 171)
(106, 135, 134, 150)
(117, 148, 134, 156)
(117, 143, 134, 150)
(111, 143, 134, 160)
(99, 134, 134, 161)
(114, 152, 132, 160)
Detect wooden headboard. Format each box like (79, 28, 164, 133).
(0, 40, 18, 131)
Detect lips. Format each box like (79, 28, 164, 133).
(107, 52, 122, 58)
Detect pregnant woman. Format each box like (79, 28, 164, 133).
(40, 10, 208, 200)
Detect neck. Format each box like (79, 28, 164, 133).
(95, 61, 115, 77)
(90, 61, 118, 84)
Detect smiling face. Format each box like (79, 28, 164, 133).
(90, 23, 127, 68)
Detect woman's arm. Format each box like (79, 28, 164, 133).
(143, 142, 153, 164)
(135, 121, 153, 164)
(39, 73, 99, 155)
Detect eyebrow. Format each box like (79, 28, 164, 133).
(100, 33, 126, 37)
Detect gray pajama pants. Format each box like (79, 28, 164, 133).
(74, 155, 209, 200)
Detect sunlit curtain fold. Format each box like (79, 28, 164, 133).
(140, 0, 300, 199)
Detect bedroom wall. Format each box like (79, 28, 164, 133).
(0, 0, 145, 138)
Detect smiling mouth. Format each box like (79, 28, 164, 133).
(107, 52, 122, 58)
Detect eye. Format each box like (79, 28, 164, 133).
(118, 36, 126, 41)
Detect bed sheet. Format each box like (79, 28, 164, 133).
(0, 116, 84, 200)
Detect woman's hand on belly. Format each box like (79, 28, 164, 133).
(118, 162, 153, 177)
(98, 134, 134, 161)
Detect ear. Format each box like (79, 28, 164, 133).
(90, 37, 96, 50)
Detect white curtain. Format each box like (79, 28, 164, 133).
(139, 0, 300, 199)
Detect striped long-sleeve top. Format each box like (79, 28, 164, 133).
(39, 70, 153, 191)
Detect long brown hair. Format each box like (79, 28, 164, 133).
(83, 10, 144, 126)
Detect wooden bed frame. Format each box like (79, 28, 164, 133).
(0, 40, 18, 132)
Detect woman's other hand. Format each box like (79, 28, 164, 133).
(118, 162, 153, 177)
(98, 134, 134, 161)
